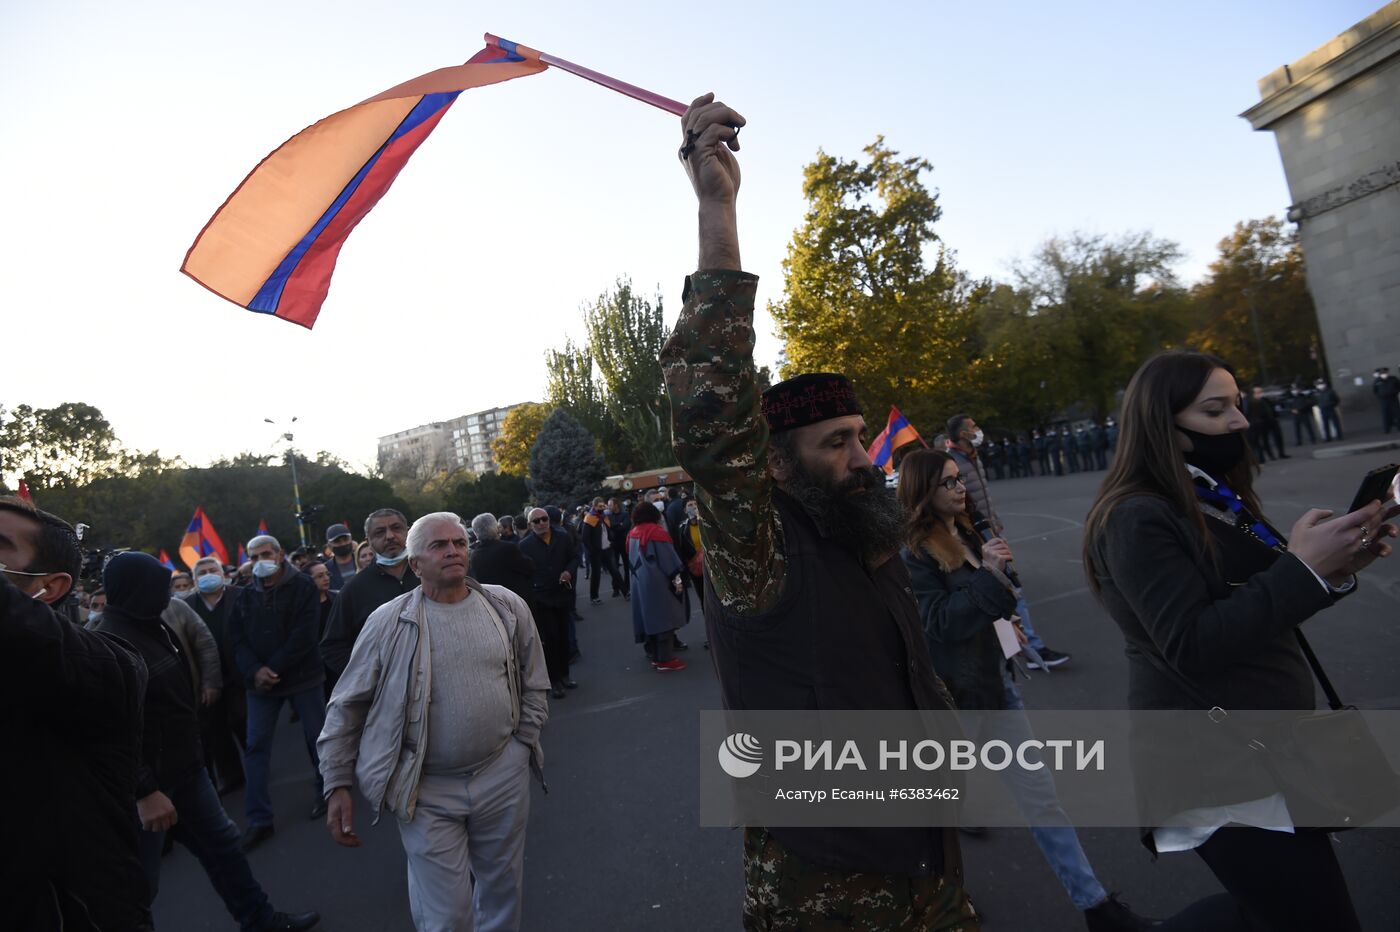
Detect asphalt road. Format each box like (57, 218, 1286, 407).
(156, 443, 1400, 931)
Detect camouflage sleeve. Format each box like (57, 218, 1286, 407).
(660, 269, 786, 616)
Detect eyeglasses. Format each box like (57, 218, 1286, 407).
(529, 517, 549, 524)
(938, 474, 967, 492)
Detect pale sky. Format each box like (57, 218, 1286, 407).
(1, 0, 1377, 473)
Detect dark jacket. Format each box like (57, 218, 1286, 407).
(96, 609, 206, 797)
(470, 537, 537, 604)
(0, 577, 152, 932)
(902, 530, 1018, 711)
(664, 496, 687, 540)
(325, 555, 359, 591)
(705, 489, 958, 877)
(606, 507, 631, 550)
(183, 588, 242, 700)
(228, 561, 323, 695)
(579, 513, 615, 556)
(319, 560, 419, 676)
(1089, 493, 1345, 831)
(518, 526, 580, 607)
(676, 515, 702, 572)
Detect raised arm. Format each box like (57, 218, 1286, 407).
(660, 95, 785, 617)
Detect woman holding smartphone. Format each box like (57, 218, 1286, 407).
(1084, 350, 1395, 930)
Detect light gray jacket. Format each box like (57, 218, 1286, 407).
(948, 447, 1001, 535)
(317, 580, 550, 823)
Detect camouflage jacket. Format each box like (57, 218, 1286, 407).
(660, 270, 785, 616)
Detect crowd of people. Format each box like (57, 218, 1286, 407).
(6, 92, 1399, 932)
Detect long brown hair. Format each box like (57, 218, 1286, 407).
(898, 449, 975, 573)
(1083, 350, 1260, 594)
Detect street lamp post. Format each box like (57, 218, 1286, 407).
(265, 417, 308, 548)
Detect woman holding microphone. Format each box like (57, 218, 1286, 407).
(1084, 350, 1395, 930)
(899, 448, 1154, 931)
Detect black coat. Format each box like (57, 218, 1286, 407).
(183, 589, 240, 694)
(319, 561, 419, 676)
(96, 610, 205, 797)
(1089, 493, 1346, 829)
(902, 533, 1018, 711)
(470, 537, 537, 604)
(517, 526, 580, 607)
(228, 561, 323, 695)
(0, 577, 152, 932)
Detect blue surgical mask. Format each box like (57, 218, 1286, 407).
(375, 550, 408, 566)
(196, 573, 224, 593)
(252, 560, 280, 578)
(87, 610, 102, 623)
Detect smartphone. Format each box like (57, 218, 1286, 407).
(1348, 464, 1400, 514)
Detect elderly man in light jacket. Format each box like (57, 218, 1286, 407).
(317, 512, 549, 932)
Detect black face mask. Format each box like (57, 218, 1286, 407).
(1178, 426, 1248, 479)
(331, 544, 354, 558)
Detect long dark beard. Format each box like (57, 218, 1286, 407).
(786, 461, 906, 564)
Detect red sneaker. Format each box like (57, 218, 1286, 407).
(653, 658, 687, 672)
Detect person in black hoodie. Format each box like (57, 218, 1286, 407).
(469, 512, 537, 603)
(228, 534, 326, 851)
(97, 551, 320, 932)
(0, 497, 151, 932)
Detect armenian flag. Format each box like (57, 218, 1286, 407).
(182, 40, 547, 329)
(179, 507, 231, 570)
(257, 519, 269, 536)
(237, 544, 248, 565)
(867, 406, 927, 475)
(158, 550, 177, 572)
(16, 480, 33, 504)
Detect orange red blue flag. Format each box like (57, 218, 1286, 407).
(182, 40, 547, 329)
(179, 507, 230, 570)
(867, 406, 926, 475)
(158, 550, 177, 572)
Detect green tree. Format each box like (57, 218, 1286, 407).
(491, 402, 552, 477)
(0, 402, 171, 490)
(1185, 217, 1321, 386)
(544, 339, 638, 470)
(444, 471, 531, 521)
(994, 231, 1192, 420)
(767, 138, 987, 439)
(527, 409, 607, 506)
(584, 277, 673, 469)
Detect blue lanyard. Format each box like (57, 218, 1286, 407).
(1193, 480, 1282, 549)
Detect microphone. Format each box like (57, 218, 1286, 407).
(970, 509, 1021, 589)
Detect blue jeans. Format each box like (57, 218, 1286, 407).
(961, 674, 1107, 911)
(139, 769, 274, 930)
(1015, 595, 1047, 652)
(244, 685, 326, 828)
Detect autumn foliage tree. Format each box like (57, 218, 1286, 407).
(491, 402, 552, 477)
(1185, 217, 1321, 386)
(768, 138, 986, 439)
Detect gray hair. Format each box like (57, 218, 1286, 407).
(193, 556, 223, 575)
(363, 507, 408, 539)
(471, 513, 500, 541)
(406, 512, 468, 560)
(246, 534, 281, 554)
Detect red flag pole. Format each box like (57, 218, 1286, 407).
(485, 34, 688, 116)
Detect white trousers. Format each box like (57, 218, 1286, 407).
(397, 739, 532, 932)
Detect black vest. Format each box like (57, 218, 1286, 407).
(705, 489, 957, 877)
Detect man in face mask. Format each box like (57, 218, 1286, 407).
(319, 508, 417, 685)
(0, 496, 152, 931)
(185, 555, 247, 795)
(85, 586, 108, 629)
(97, 552, 321, 932)
(227, 534, 327, 852)
(322, 524, 358, 590)
(947, 413, 1071, 670)
(171, 571, 195, 596)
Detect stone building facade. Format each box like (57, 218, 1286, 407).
(1241, 2, 1400, 412)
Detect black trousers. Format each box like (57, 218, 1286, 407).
(588, 548, 627, 599)
(201, 683, 246, 790)
(533, 602, 571, 682)
(1157, 827, 1360, 932)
